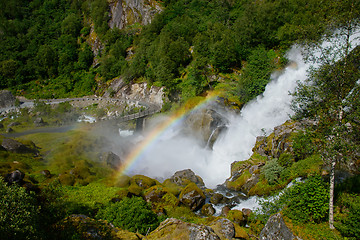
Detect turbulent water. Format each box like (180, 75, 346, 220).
(124, 47, 309, 188)
(122, 29, 360, 188)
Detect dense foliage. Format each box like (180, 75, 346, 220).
(0, 177, 41, 240)
(96, 197, 160, 235)
(1, 0, 353, 104)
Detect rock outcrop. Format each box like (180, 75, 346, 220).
(108, 0, 163, 29)
(0, 90, 15, 108)
(104, 77, 166, 107)
(183, 102, 228, 148)
(259, 213, 301, 240)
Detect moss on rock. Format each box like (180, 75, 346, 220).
(179, 182, 206, 211)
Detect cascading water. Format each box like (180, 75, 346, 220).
(125, 46, 310, 188)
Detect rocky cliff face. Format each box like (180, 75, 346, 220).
(0, 90, 15, 108)
(104, 77, 166, 107)
(109, 0, 163, 29)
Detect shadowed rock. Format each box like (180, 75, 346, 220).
(260, 213, 301, 240)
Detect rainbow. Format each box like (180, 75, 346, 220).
(115, 93, 219, 179)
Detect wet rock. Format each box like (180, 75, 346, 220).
(221, 205, 231, 217)
(210, 192, 231, 205)
(100, 151, 122, 169)
(179, 183, 206, 211)
(5, 169, 25, 184)
(201, 203, 216, 216)
(184, 105, 228, 148)
(147, 218, 220, 240)
(0, 90, 15, 108)
(259, 213, 301, 240)
(169, 169, 205, 188)
(209, 218, 235, 240)
(1, 138, 35, 154)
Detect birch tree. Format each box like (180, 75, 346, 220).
(291, 0, 360, 229)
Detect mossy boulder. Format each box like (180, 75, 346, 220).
(144, 185, 168, 203)
(179, 182, 206, 211)
(234, 223, 249, 239)
(169, 169, 205, 188)
(54, 214, 143, 240)
(227, 209, 245, 226)
(130, 174, 157, 189)
(209, 218, 235, 240)
(147, 218, 220, 240)
(201, 203, 216, 216)
(114, 175, 131, 188)
(162, 179, 182, 196)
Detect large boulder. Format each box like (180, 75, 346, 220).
(147, 218, 220, 240)
(0, 90, 15, 108)
(179, 183, 206, 211)
(169, 169, 205, 188)
(5, 169, 25, 184)
(209, 218, 235, 240)
(100, 151, 122, 169)
(1, 138, 36, 154)
(183, 104, 228, 148)
(259, 213, 301, 240)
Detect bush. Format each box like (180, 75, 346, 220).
(282, 175, 329, 223)
(254, 175, 329, 224)
(0, 177, 41, 239)
(96, 197, 160, 235)
(335, 193, 360, 240)
(262, 158, 284, 185)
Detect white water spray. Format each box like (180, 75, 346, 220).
(125, 46, 310, 188)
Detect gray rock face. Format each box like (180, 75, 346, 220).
(184, 104, 228, 148)
(108, 0, 163, 29)
(209, 218, 235, 240)
(0, 90, 15, 108)
(260, 213, 301, 240)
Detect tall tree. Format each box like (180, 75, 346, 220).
(292, 10, 360, 228)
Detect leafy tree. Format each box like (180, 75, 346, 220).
(291, 5, 360, 228)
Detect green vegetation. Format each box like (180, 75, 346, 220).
(96, 197, 160, 235)
(0, 177, 41, 240)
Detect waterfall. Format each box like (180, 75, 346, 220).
(125, 46, 310, 188)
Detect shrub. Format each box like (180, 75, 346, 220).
(262, 158, 284, 185)
(96, 197, 160, 235)
(282, 175, 329, 223)
(335, 193, 360, 240)
(0, 177, 41, 239)
(253, 175, 328, 224)
(292, 130, 317, 161)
